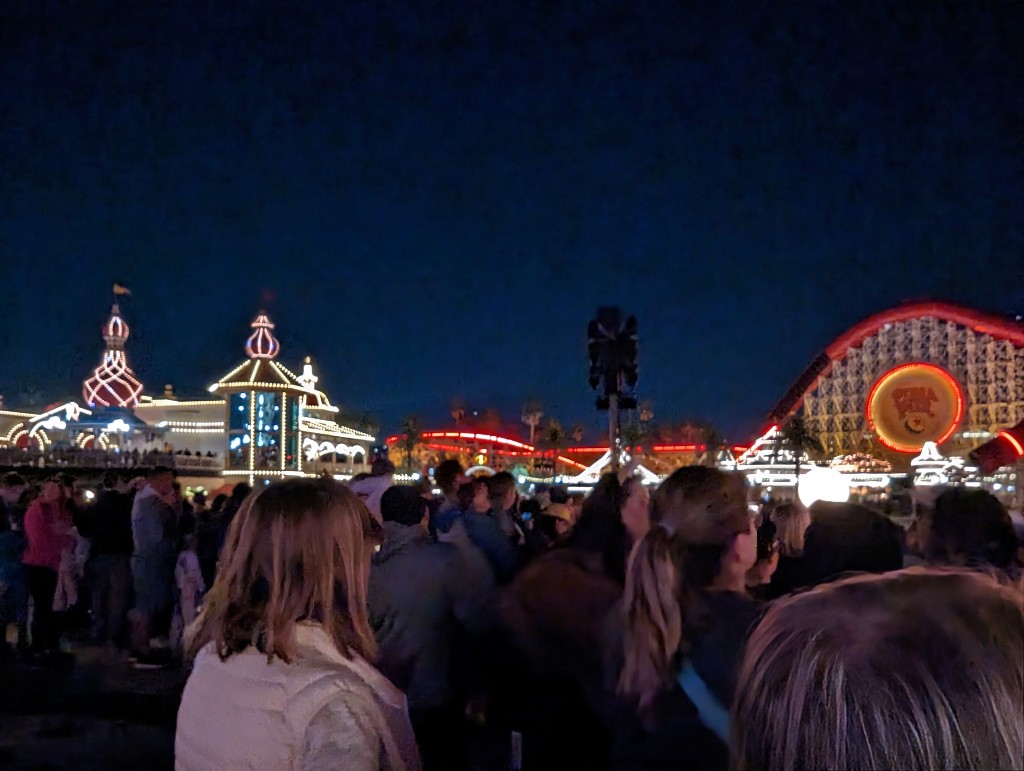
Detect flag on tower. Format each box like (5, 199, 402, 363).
(113, 283, 132, 296)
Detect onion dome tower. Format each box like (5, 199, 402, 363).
(82, 303, 144, 408)
(209, 311, 306, 480)
(245, 311, 281, 360)
(208, 310, 375, 484)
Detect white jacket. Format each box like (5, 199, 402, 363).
(175, 622, 421, 771)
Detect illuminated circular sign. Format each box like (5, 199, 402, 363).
(866, 363, 964, 453)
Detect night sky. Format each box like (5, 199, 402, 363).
(2, 1, 1021, 441)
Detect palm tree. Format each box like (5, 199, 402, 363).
(357, 412, 380, 438)
(676, 421, 703, 445)
(638, 401, 655, 426)
(778, 415, 825, 492)
(521, 402, 544, 447)
(622, 404, 654, 456)
(399, 415, 421, 471)
(699, 424, 723, 467)
(621, 421, 644, 455)
(537, 418, 566, 477)
(449, 398, 466, 429)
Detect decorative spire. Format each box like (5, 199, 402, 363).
(103, 303, 130, 347)
(297, 356, 318, 390)
(83, 304, 144, 408)
(245, 311, 280, 360)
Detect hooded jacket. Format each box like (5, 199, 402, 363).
(368, 521, 494, 710)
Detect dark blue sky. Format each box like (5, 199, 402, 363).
(2, 1, 1021, 440)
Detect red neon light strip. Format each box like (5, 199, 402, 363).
(392, 431, 751, 460)
(999, 431, 1024, 457)
(420, 431, 532, 450)
(556, 456, 587, 470)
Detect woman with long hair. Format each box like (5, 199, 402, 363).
(772, 501, 810, 557)
(566, 469, 648, 584)
(612, 466, 760, 770)
(496, 470, 649, 769)
(732, 568, 1024, 770)
(175, 477, 420, 771)
(763, 501, 811, 597)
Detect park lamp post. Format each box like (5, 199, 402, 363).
(587, 307, 639, 472)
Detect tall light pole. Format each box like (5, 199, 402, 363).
(587, 307, 639, 472)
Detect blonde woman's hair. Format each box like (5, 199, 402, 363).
(618, 466, 750, 716)
(732, 568, 1024, 770)
(771, 502, 811, 556)
(188, 477, 382, 663)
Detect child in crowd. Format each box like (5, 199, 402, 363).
(53, 521, 89, 613)
(171, 528, 205, 653)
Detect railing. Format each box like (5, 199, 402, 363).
(171, 455, 223, 472)
(304, 458, 371, 476)
(0, 448, 223, 473)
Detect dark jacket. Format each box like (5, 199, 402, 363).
(499, 548, 624, 771)
(607, 591, 764, 771)
(368, 521, 494, 710)
(196, 512, 228, 590)
(502, 548, 622, 697)
(0, 529, 26, 583)
(462, 509, 521, 584)
(78, 489, 134, 556)
(764, 554, 806, 599)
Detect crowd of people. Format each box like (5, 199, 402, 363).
(2, 461, 1023, 769)
(0, 468, 247, 667)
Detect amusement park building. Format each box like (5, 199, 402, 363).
(767, 301, 1024, 464)
(0, 301, 373, 487)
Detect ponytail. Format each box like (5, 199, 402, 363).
(617, 527, 684, 714)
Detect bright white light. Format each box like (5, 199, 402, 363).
(517, 475, 526, 484)
(798, 467, 850, 508)
(84, 490, 95, 501)
(39, 416, 67, 430)
(106, 419, 131, 433)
